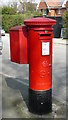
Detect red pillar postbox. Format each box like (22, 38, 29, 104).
(24, 17, 56, 114)
(10, 25, 28, 64)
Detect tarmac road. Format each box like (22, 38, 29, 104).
(0, 34, 67, 118)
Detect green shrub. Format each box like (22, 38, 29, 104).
(2, 6, 17, 15)
(2, 14, 24, 32)
(62, 11, 68, 38)
(2, 11, 42, 33)
(62, 11, 68, 28)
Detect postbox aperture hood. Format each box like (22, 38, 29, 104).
(24, 17, 56, 27)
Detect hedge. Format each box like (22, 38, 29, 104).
(2, 14, 25, 33)
(62, 11, 68, 39)
(2, 12, 42, 33)
(62, 11, 68, 28)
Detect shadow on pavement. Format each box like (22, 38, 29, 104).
(3, 76, 66, 118)
(5, 77, 29, 109)
(0, 51, 2, 55)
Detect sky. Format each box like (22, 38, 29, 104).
(0, 0, 41, 6)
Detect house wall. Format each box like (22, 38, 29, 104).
(56, 8, 66, 16)
(48, 8, 66, 16)
(48, 10, 56, 16)
(38, 0, 67, 17)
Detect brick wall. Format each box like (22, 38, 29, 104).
(48, 8, 66, 16)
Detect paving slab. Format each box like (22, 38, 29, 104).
(53, 38, 68, 45)
(2, 74, 66, 118)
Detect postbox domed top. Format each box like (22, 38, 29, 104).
(24, 17, 56, 27)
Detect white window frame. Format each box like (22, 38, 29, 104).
(58, 9, 62, 14)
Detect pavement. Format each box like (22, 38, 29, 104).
(53, 38, 68, 45)
(2, 74, 66, 118)
(0, 34, 67, 119)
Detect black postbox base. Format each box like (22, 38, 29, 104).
(29, 88, 52, 114)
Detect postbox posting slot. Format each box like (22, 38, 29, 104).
(40, 34, 51, 37)
(39, 33, 51, 40)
